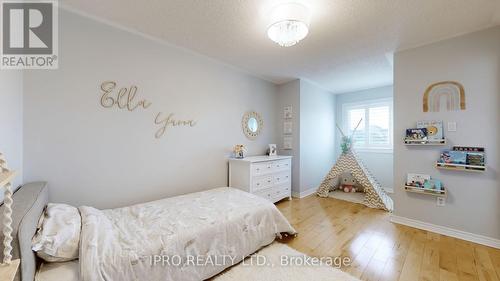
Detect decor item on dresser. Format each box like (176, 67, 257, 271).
(423, 81, 466, 112)
(242, 111, 264, 140)
(0, 152, 20, 281)
(267, 144, 277, 156)
(229, 156, 292, 203)
(233, 144, 247, 159)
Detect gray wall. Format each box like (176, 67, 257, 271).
(299, 80, 336, 194)
(335, 86, 394, 190)
(393, 26, 500, 239)
(276, 80, 301, 194)
(0, 70, 23, 195)
(276, 79, 336, 196)
(23, 10, 279, 209)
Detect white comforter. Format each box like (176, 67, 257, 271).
(78, 187, 296, 281)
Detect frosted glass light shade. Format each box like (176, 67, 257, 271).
(267, 3, 310, 47)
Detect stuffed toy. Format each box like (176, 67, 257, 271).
(340, 172, 358, 193)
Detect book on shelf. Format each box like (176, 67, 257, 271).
(466, 153, 484, 166)
(452, 146, 484, 152)
(438, 146, 485, 167)
(405, 128, 428, 141)
(417, 121, 444, 141)
(405, 174, 444, 192)
(406, 173, 430, 187)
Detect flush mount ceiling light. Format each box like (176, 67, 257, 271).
(267, 2, 310, 47)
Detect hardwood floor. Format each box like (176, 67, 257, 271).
(275, 195, 500, 281)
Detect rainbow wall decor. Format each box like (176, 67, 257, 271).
(423, 81, 466, 112)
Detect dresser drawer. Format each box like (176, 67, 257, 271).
(254, 185, 291, 202)
(270, 185, 291, 199)
(254, 188, 274, 201)
(273, 159, 291, 171)
(251, 159, 291, 176)
(252, 175, 273, 192)
(251, 162, 274, 176)
(273, 172, 290, 185)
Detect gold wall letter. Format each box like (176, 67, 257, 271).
(99, 81, 152, 111)
(100, 81, 196, 139)
(100, 81, 116, 108)
(154, 112, 197, 139)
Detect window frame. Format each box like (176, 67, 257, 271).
(341, 98, 393, 153)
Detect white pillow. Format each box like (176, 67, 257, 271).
(32, 203, 81, 262)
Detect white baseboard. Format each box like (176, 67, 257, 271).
(292, 187, 317, 198)
(391, 215, 500, 249)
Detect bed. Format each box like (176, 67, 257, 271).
(1, 182, 296, 281)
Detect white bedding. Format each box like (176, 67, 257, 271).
(78, 187, 296, 281)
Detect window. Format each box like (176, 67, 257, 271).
(342, 99, 393, 151)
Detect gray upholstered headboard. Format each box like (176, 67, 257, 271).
(0, 182, 48, 281)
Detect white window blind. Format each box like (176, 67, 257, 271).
(343, 99, 393, 150)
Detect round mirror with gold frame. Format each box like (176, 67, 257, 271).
(242, 111, 263, 140)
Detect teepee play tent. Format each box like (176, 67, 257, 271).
(316, 150, 393, 211)
(316, 121, 394, 212)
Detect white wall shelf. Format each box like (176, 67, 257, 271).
(404, 185, 447, 197)
(435, 162, 486, 172)
(403, 139, 447, 146)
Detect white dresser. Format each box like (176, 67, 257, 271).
(229, 156, 292, 203)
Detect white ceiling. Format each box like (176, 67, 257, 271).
(61, 0, 500, 93)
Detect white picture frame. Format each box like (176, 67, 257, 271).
(268, 144, 277, 156)
(283, 121, 292, 134)
(284, 106, 292, 119)
(283, 136, 292, 150)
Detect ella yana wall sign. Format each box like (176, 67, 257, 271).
(99, 81, 197, 139)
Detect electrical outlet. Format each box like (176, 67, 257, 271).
(448, 122, 457, 132)
(437, 197, 446, 207)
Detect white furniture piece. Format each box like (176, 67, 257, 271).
(229, 156, 292, 203)
(0, 152, 20, 281)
